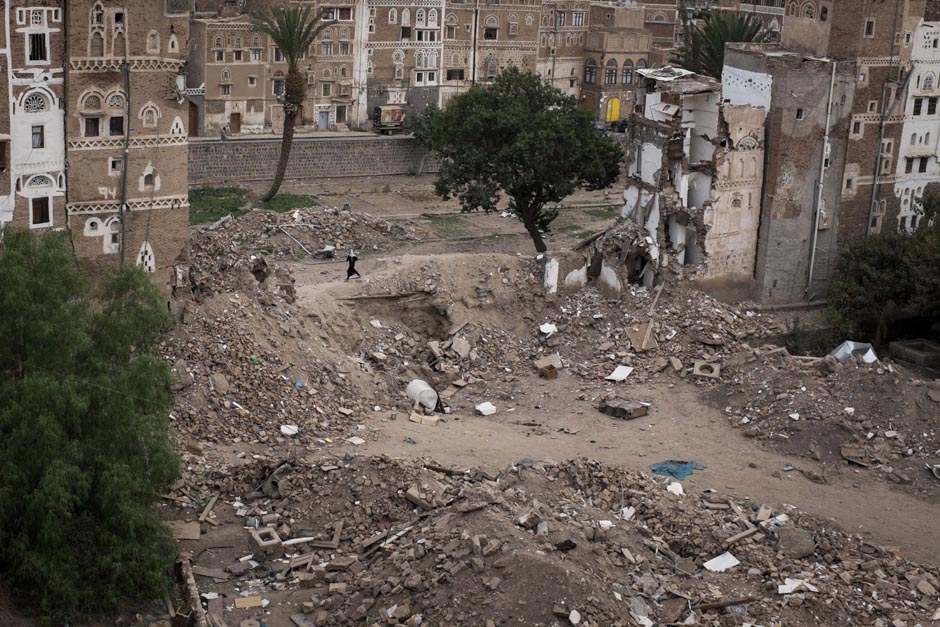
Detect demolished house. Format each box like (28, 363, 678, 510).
(616, 65, 768, 292)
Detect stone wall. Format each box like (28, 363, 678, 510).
(188, 135, 438, 184)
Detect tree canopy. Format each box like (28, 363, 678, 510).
(415, 67, 624, 252)
(254, 5, 332, 202)
(826, 194, 940, 343)
(673, 7, 771, 79)
(0, 230, 179, 623)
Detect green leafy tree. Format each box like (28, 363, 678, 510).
(673, 8, 770, 78)
(825, 194, 940, 343)
(414, 68, 624, 252)
(0, 230, 179, 624)
(254, 5, 332, 202)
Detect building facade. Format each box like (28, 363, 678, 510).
(580, 4, 651, 122)
(64, 0, 191, 290)
(1, 2, 67, 233)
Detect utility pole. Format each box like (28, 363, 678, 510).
(470, 0, 479, 85)
(118, 58, 130, 265)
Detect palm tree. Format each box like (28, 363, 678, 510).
(254, 5, 332, 202)
(673, 9, 770, 79)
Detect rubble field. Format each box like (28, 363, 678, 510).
(154, 206, 939, 627)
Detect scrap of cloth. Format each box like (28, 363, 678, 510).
(650, 460, 705, 480)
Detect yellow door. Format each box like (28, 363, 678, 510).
(606, 97, 621, 123)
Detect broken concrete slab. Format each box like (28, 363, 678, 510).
(534, 353, 563, 379)
(543, 257, 559, 295)
(597, 265, 622, 297)
(451, 336, 471, 359)
(169, 521, 202, 541)
(475, 402, 497, 416)
(692, 361, 720, 379)
(625, 323, 657, 351)
(599, 397, 650, 420)
(605, 365, 634, 381)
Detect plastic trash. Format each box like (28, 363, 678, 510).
(830, 340, 878, 363)
(406, 379, 439, 411)
(651, 460, 705, 480)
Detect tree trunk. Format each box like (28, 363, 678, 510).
(262, 68, 304, 202)
(522, 210, 547, 253)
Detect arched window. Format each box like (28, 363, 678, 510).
(801, 2, 816, 19)
(416, 9, 426, 27)
(622, 59, 633, 85)
(451, 52, 461, 66)
(820, 6, 828, 21)
(234, 37, 242, 49)
(323, 28, 332, 40)
(787, 0, 798, 16)
(28, 175, 53, 188)
(395, 65, 404, 80)
(322, 68, 332, 79)
(107, 93, 124, 110)
(635, 59, 646, 84)
(540, 34, 547, 47)
(140, 103, 160, 128)
(253, 35, 262, 47)
(584, 59, 596, 84)
(340, 66, 348, 78)
(168, 34, 178, 53)
(82, 93, 102, 111)
(924, 73, 935, 91)
(389, 8, 397, 23)
(428, 9, 438, 25)
(605, 59, 617, 85)
(221, 68, 231, 81)
(340, 27, 350, 40)
(214, 35, 223, 48)
(565, 33, 571, 46)
(926, 132, 931, 144)
(415, 50, 427, 68)
(526, 14, 534, 26)
(485, 56, 498, 80)
(144, 173, 155, 187)
(146, 31, 160, 53)
(912, 133, 918, 145)
(137, 242, 156, 273)
(401, 8, 410, 25)
(23, 92, 48, 113)
(393, 49, 405, 64)
(92, 3, 104, 25)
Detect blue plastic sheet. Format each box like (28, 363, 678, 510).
(650, 460, 705, 480)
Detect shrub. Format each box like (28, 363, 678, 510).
(0, 230, 179, 623)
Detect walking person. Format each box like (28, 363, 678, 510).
(346, 250, 361, 281)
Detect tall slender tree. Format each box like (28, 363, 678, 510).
(254, 5, 332, 202)
(673, 9, 770, 79)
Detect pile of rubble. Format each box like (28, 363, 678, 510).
(184, 205, 423, 295)
(165, 454, 940, 626)
(534, 280, 783, 386)
(718, 352, 940, 488)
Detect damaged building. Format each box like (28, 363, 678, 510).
(622, 66, 763, 285)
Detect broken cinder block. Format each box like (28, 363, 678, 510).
(249, 527, 283, 557)
(599, 397, 650, 420)
(692, 361, 720, 379)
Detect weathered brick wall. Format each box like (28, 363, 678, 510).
(188, 136, 439, 184)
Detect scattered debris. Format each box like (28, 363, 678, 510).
(650, 460, 705, 480)
(598, 397, 649, 420)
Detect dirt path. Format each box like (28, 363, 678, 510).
(288, 251, 940, 568)
(354, 376, 940, 565)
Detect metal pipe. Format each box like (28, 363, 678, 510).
(470, 1, 478, 85)
(118, 57, 130, 265)
(805, 59, 836, 294)
(866, 0, 904, 236)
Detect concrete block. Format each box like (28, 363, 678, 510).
(889, 339, 940, 368)
(692, 361, 720, 379)
(597, 265, 622, 297)
(564, 264, 588, 291)
(249, 527, 283, 557)
(543, 257, 559, 295)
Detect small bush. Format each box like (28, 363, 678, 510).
(0, 230, 179, 624)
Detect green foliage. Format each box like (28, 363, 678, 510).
(825, 203, 940, 342)
(260, 193, 320, 212)
(253, 5, 333, 202)
(189, 186, 248, 224)
(253, 5, 332, 70)
(673, 9, 770, 78)
(0, 230, 179, 624)
(414, 67, 624, 252)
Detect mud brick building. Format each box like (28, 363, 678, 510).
(63, 0, 191, 291)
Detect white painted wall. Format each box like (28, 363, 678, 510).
(894, 21, 940, 232)
(721, 65, 772, 111)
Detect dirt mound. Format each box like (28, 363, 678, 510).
(164, 454, 940, 627)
